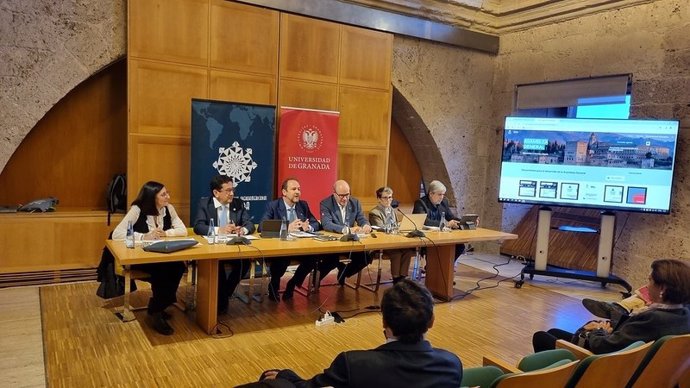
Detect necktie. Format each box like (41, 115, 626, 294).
(219, 205, 228, 227)
(287, 207, 296, 223)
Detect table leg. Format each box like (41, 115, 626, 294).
(424, 244, 455, 301)
(196, 259, 219, 334)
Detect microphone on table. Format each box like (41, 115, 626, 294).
(393, 204, 425, 238)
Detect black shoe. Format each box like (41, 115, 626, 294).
(267, 284, 280, 302)
(282, 281, 295, 301)
(582, 299, 627, 319)
(150, 312, 174, 335)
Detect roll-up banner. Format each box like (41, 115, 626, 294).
(278, 107, 339, 214)
(190, 99, 276, 224)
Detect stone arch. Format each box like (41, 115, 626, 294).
(391, 86, 455, 203)
(0, 1, 127, 173)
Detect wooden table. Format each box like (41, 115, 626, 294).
(106, 228, 516, 334)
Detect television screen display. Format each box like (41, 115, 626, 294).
(499, 117, 679, 214)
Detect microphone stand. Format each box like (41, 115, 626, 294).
(395, 207, 425, 238)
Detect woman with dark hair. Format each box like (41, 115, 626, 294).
(533, 259, 690, 354)
(112, 181, 187, 335)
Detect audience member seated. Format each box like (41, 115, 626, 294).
(193, 175, 255, 315)
(250, 279, 463, 388)
(532, 259, 690, 354)
(582, 286, 654, 326)
(112, 181, 188, 335)
(369, 186, 415, 284)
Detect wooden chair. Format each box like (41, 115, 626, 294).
(555, 340, 652, 388)
(483, 348, 578, 374)
(625, 334, 690, 388)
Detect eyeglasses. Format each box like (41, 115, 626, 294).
(159, 191, 171, 197)
(220, 188, 234, 193)
(380, 196, 393, 200)
(335, 192, 350, 198)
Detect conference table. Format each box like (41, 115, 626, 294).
(106, 228, 517, 334)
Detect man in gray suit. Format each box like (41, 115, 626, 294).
(318, 180, 372, 285)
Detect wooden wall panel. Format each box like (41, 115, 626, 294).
(338, 148, 387, 206)
(278, 79, 338, 111)
(210, 70, 276, 105)
(340, 26, 392, 90)
(131, 138, 191, 213)
(129, 60, 208, 137)
(128, 0, 209, 65)
(210, 0, 279, 75)
(338, 86, 391, 147)
(0, 61, 126, 208)
(280, 14, 340, 83)
(387, 120, 422, 205)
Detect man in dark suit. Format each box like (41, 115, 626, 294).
(318, 179, 372, 285)
(259, 178, 320, 301)
(413, 180, 465, 258)
(256, 279, 463, 388)
(193, 175, 255, 314)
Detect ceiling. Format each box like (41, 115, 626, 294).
(344, 0, 651, 34)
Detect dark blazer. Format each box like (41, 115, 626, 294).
(587, 307, 690, 354)
(276, 340, 462, 388)
(193, 196, 255, 236)
(320, 195, 369, 233)
(259, 198, 320, 232)
(413, 196, 459, 227)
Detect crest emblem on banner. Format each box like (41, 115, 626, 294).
(213, 141, 258, 185)
(298, 125, 323, 152)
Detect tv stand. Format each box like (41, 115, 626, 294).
(515, 207, 632, 296)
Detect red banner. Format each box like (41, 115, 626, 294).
(278, 107, 339, 214)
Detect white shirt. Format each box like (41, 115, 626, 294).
(112, 204, 187, 240)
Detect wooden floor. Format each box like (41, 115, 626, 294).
(1, 254, 624, 387)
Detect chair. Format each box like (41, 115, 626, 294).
(625, 334, 690, 388)
(489, 359, 579, 388)
(556, 340, 652, 388)
(462, 349, 578, 388)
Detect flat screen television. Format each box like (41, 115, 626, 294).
(498, 117, 679, 214)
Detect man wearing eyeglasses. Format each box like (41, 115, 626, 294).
(193, 175, 255, 314)
(318, 179, 373, 285)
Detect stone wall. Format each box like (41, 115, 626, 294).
(0, 0, 126, 172)
(392, 37, 496, 228)
(491, 0, 690, 285)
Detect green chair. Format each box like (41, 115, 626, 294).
(461, 365, 504, 388)
(489, 359, 579, 388)
(563, 340, 652, 388)
(625, 334, 690, 388)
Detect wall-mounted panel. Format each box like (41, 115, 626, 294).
(129, 0, 209, 66)
(129, 60, 208, 137)
(278, 79, 339, 111)
(210, 70, 277, 105)
(129, 136, 191, 220)
(280, 13, 340, 83)
(338, 147, 387, 202)
(338, 86, 391, 146)
(210, 0, 279, 75)
(340, 25, 392, 90)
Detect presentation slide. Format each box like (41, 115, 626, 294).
(498, 117, 679, 213)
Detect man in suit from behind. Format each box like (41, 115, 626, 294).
(259, 178, 320, 301)
(318, 179, 372, 285)
(193, 175, 255, 315)
(256, 279, 463, 388)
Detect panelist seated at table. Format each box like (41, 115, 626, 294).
(193, 175, 255, 315)
(318, 179, 373, 286)
(369, 186, 416, 284)
(259, 178, 320, 301)
(412, 180, 465, 258)
(112, 181, 188, 335)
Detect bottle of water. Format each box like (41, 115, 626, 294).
(125, 220, 135, 249)
(207, 218, 216, 245)
(439, 211, 448, 232)
(279, 218, 288, 241)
